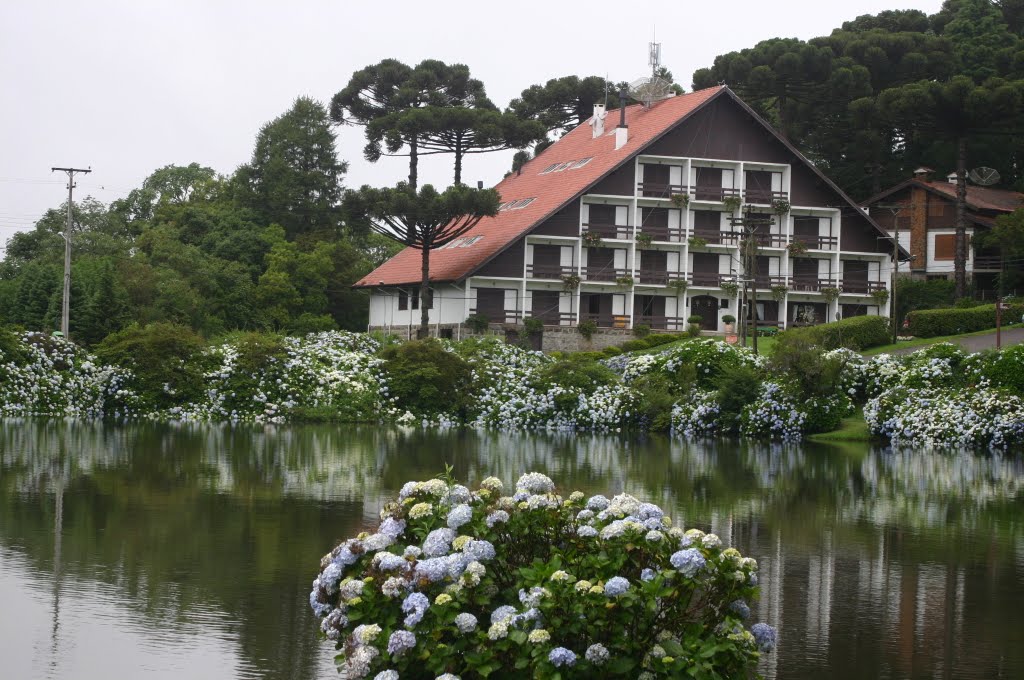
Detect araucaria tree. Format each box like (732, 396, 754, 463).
(347, 184, 499, 336)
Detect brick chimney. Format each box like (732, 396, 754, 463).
(913, 167, 934, 181)
(590, 104, 606, 139)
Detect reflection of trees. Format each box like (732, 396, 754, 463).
(1, 420, 1022, 679)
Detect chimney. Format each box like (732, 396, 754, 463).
(477, 180, 483, 189)
(913, 167, 934, 181)
(615, 86, 629, 150)
(590, 104, 607, 138)
(947, 171, 959, 184)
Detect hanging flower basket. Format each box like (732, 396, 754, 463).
(670, 193, 690, 208)
(636, 233, 654, 248)
(770, 285, 788, 303)
(720, 281, 739, 298)
(722, 196, 743, 213)
(615, 275, 635, 287)
(688, 236, 708, 249)
(821, 286, 841, 303)
(771, 199, 791, 216)
(582, 232, 603, 247)
(871, 288, 890, 307)
(787, 241, 808, 255)
(669, 279, 689, 294)
(561, 274, 581, 291)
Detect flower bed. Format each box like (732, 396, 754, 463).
(309, 472, 776, 679)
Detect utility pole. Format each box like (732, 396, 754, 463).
(876, 203, 902, 344)
(51, 167, 91, 338)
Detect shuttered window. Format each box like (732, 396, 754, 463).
(934, 234, 955, 260)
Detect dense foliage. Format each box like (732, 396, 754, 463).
(775, 315, 890, 350)
(309, 472, 774, 679)
(906, 302, 1024, 337)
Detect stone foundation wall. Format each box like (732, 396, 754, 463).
(368, 323, 682, 353)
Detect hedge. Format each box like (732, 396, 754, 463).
(906, 303, 1024, 338)
(777, 315, 890, 350)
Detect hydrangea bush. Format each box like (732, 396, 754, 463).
(309, 472, 776, 679)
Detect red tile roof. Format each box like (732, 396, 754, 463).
(919, 180, 1024, 213)
(355, 86, 726, 287)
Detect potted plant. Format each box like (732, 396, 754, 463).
(871, 288, 890, 307)
(688, 236, 708, 248)
(560, 273, 581, 291)
(722, 196, 743, 213)
(722, 314, 736, 333)
(615, 275, 635, 287)
(821, 286, 840, 303)
(636, 233, 654, 248)
(787, 241, 808, 255)
(686, 314, 703, 337)
(670, 193, 690, 208)
(582, 231, 603, 247)
(771, 199, 791, 216)
(770, 284, 788, 303)
(720, 281, 739, 298)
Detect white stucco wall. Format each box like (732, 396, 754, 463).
(368, 283, 468, 330)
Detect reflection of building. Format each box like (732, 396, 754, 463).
(863, 168, 1023, 294)
(358, 86, 898, 346)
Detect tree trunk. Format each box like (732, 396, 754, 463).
(454, 136, 463, 185)
(419, 245, 430, 339)
(954, 136, 968, 299)
(409, 136, 419, 192)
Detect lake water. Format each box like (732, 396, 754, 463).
(0, 419, 1022, 679)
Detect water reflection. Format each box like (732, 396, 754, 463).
(0, 420, 1021, 679)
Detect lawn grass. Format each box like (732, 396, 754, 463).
(806, 413, 871, 443)
(862, 323, 1024, 356)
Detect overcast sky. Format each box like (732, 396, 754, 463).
(0, 0, 944, 246)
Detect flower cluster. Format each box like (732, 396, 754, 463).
(310, 472, 775, 678)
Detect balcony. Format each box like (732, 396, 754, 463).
(526, 264, 575, 281)
(789, 277, 835, 293)
(636, 181, 687, 199)
(744, 188, 789, 205)
(633, 314, 687, 331)
(791, 235, 838, 251)
(749, 232, 787, 248)
(840, 279, 887, 294)
(532, 311, 576, 326)
(691, 228, 741, 246)
(468, 308, 521, 325)
(690, 271, 733, 287)
(635, 270, 687, 286)
(751, 275, 788, 289)
(581, 221, 629, 240)
(582, 266, 629, 283)
(973, 255, 1003, 271)
(690, 185, 741, 202)
(580, 312, 630, 328)
(637, 224, 684, 242)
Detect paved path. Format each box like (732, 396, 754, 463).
(887, 327, 1024, 355)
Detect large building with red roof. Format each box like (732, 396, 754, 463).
(863, 169, 1023, 293)
(357, 86, 897, 340)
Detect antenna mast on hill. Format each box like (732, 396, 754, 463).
(649, 33, 662, 77)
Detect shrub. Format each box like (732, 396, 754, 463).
(770, 335, 847, 399)
(381, 339, 473, 419)
(632, 324, 651, 338)
(777, 315, 889, 350)
(93, 322, 206, 410)
(465, 314, 491, 334)
(714, 364, 762, 431)
(577, 320, 597, 341)
(905, 303, 1024, 338)
(601, 346, 622, 357)
(537, 355, 620, 395)
(722, 314, 736, 325)
(290, 313, 336, 335)
(309, 472, 773, 679)
(618, 339, 647, 352)
(523, 317, 545, 335)
(895, 276, 955, 324)
(0, 325, 28, 367)
(980, 344, 1024, 396)
(632, 373, 677, 431)
(686, 323, 702, 338)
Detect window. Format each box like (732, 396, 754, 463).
(398, 290, 408, 311)
(934, 234, 955, 260)
(571, 157, 593, 169)
(511, 197, 536, 209)
(460, 235, 483, 247)
(398, 289, 422, 310)
(928, 200, 945, 217)
(539, 163, 559, 174)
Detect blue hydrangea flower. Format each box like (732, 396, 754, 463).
(549, 647, 577, 667)
(751, 623, 777, 652)
(320, 562, 343, 593)
(402, 592, 429, 628)
(730, 599, 751, 620)
(387, 630, 417, 655)
(378, 517, 406, 539)
(422, 528, 456, 557)
(463, 539, 496, 562)
(586, 495, 610, 511)
(414, 557, 451, 583)
(641, 568, 656, 582)
(485, 510, 509, 527)
(491, 605, 516, 623)
(637, 502, 663, 520)
(374, 671, 399, 680)
(516, 472, 555, 494)
(670, 548, 706, 578)
(447, 504, 473, 529)
(585, 643, 609, 665)
(604, 576, 630, 596)
(374, 552, 409, 573)
(454, 612, 478, 633)
(577, 525, 598, 537)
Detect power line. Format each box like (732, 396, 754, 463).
(51, 166, 92, 338)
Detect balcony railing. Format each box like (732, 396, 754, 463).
(750, 275, 788, 289)
(635, 270, 687, 286)
(582, 221, 629, 240)
(633, 315, 687, 331)
(582, 266, 629, 283)
(531, 311, 576, 326)
(691, 229, 741, 246)
(637, 225, 684, 242)
(791, 235, 838, 251)
(526, 263, 575, 280)
(789, 277, 835, 292)
(744, 188, 789, 204)
(749, 232, 787, 248)
(468, 308, 521, 325)
(973, 255, 1003, 270)
(580, 313, 629, 329)
(690, 271, 734, 287)
(636, 181, 686, 198)
(690, 185, 741, 202)
(840, 279, 887, 294)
